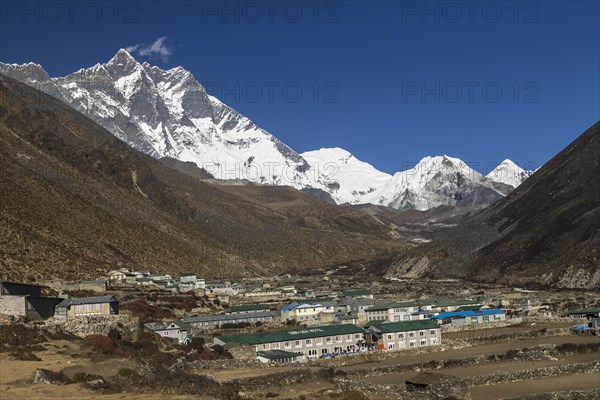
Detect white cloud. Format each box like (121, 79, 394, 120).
(125, 36, 173, 62)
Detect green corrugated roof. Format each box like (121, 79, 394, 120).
(364, 320, 386, 328)
(456, 305, 483, 311)
(257, 350, 302, 360)
(568, 307, 600, 314)
(367, 320, 439, 334)
(435, 298, 478, 307)
(217, 324, 363, 345)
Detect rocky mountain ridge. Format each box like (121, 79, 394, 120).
(0, 50, 534, 210)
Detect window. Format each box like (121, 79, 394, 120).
(409, 341, 416, 347)
(403, 315, 410, 321)
(308, 349, 317, 356)
(494, 315, 502, 321)
(73, 303, 102, 315)
(471, 318, 478, 325)
(284, 342, 291, 348)
(295, 341, 301, 347)
(420, 340, 427, 346)
(419, 331, 425, 336)
(335, 336, 341, 342)
(409, 332, 415, 337)
(305, 339, 312, 345)
(321, 348, 329, 355)
(386, 334, 393, 340)
(388, 343, 395, 349)
(272, 343, 280, 349)
(346, 335, 351, 341)
(482, 316, 489, 322)
(262, 344, 269, 350)
(430, 330, 437, 336)
(397, 333, 404, 339)
(326, 337, 332, 342)
(355, 334, 361, 339)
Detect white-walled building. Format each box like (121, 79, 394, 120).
(145, 321, 192, 345)
(365, 320, 441, 351)
(215, 324, 365, 361)
(279, 302, 336, 323)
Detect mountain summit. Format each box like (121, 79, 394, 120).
(368, 155, 513, 210)
(486, 159, 535, 188)
(0, 50, 532, 209)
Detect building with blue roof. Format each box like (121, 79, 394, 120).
(431, 309, 506, 327)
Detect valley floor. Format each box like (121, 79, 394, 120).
(1, 322, 598, 400)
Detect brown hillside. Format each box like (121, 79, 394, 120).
(0, 74, 403, 282)
(387, 122, 600, 289)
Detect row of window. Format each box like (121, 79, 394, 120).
(191, 317, 273, 327)
(260, 334, 362, 350)
(384, 329, 437, 340)
(472, 315, 503, 323)
(306, 344, 359, 357)
(73, 304, 102, 314)
(387, 338, 436, 349)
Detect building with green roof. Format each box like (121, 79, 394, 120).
(257, 350, 303, 363)
(365, 298, 481, 323)
(342, 289, 373, 299)
(365, 320, 440, 351)
(214, 324, 365, 361)
(226, 304, 274, 314)
(568, 307, 600, 320)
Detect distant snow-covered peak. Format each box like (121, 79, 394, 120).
(108, 48, 139, 66)
(301, 148, 391, 204)
(0, 52, 535, 210)
(486, 159, 534, 188)
(368, 155, 511, 210)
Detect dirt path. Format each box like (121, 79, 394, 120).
(340, 335, 599, 371)
(469, 372, 600, 400)
(363, 352, 600, 385)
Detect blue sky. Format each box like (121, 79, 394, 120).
(1, 0, 598, 174)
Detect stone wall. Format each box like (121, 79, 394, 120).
(441, 317, 522, 333)
(0, 295, 26, 316)
(43, 315, 140, 341)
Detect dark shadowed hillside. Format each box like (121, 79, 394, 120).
(386, 122, 600, 289)
(0, 74, 404, 282)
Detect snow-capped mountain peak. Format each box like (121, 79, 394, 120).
(0, 51, 534, 210)
(486, 159, 534, 188)
(108, 48, 139, 66)
(1, 50, 315, 190)
(369, 154, 511, 210)
(301, 148, 391, 204)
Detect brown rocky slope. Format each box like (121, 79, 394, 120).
(386, 121, 600, 289)
(0, 74, 404, 282)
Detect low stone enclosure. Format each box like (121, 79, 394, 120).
(193, 340, 599, 399)
(41, 315, 140, 341)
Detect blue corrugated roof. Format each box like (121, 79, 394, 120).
(431, 309, 505, 319)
